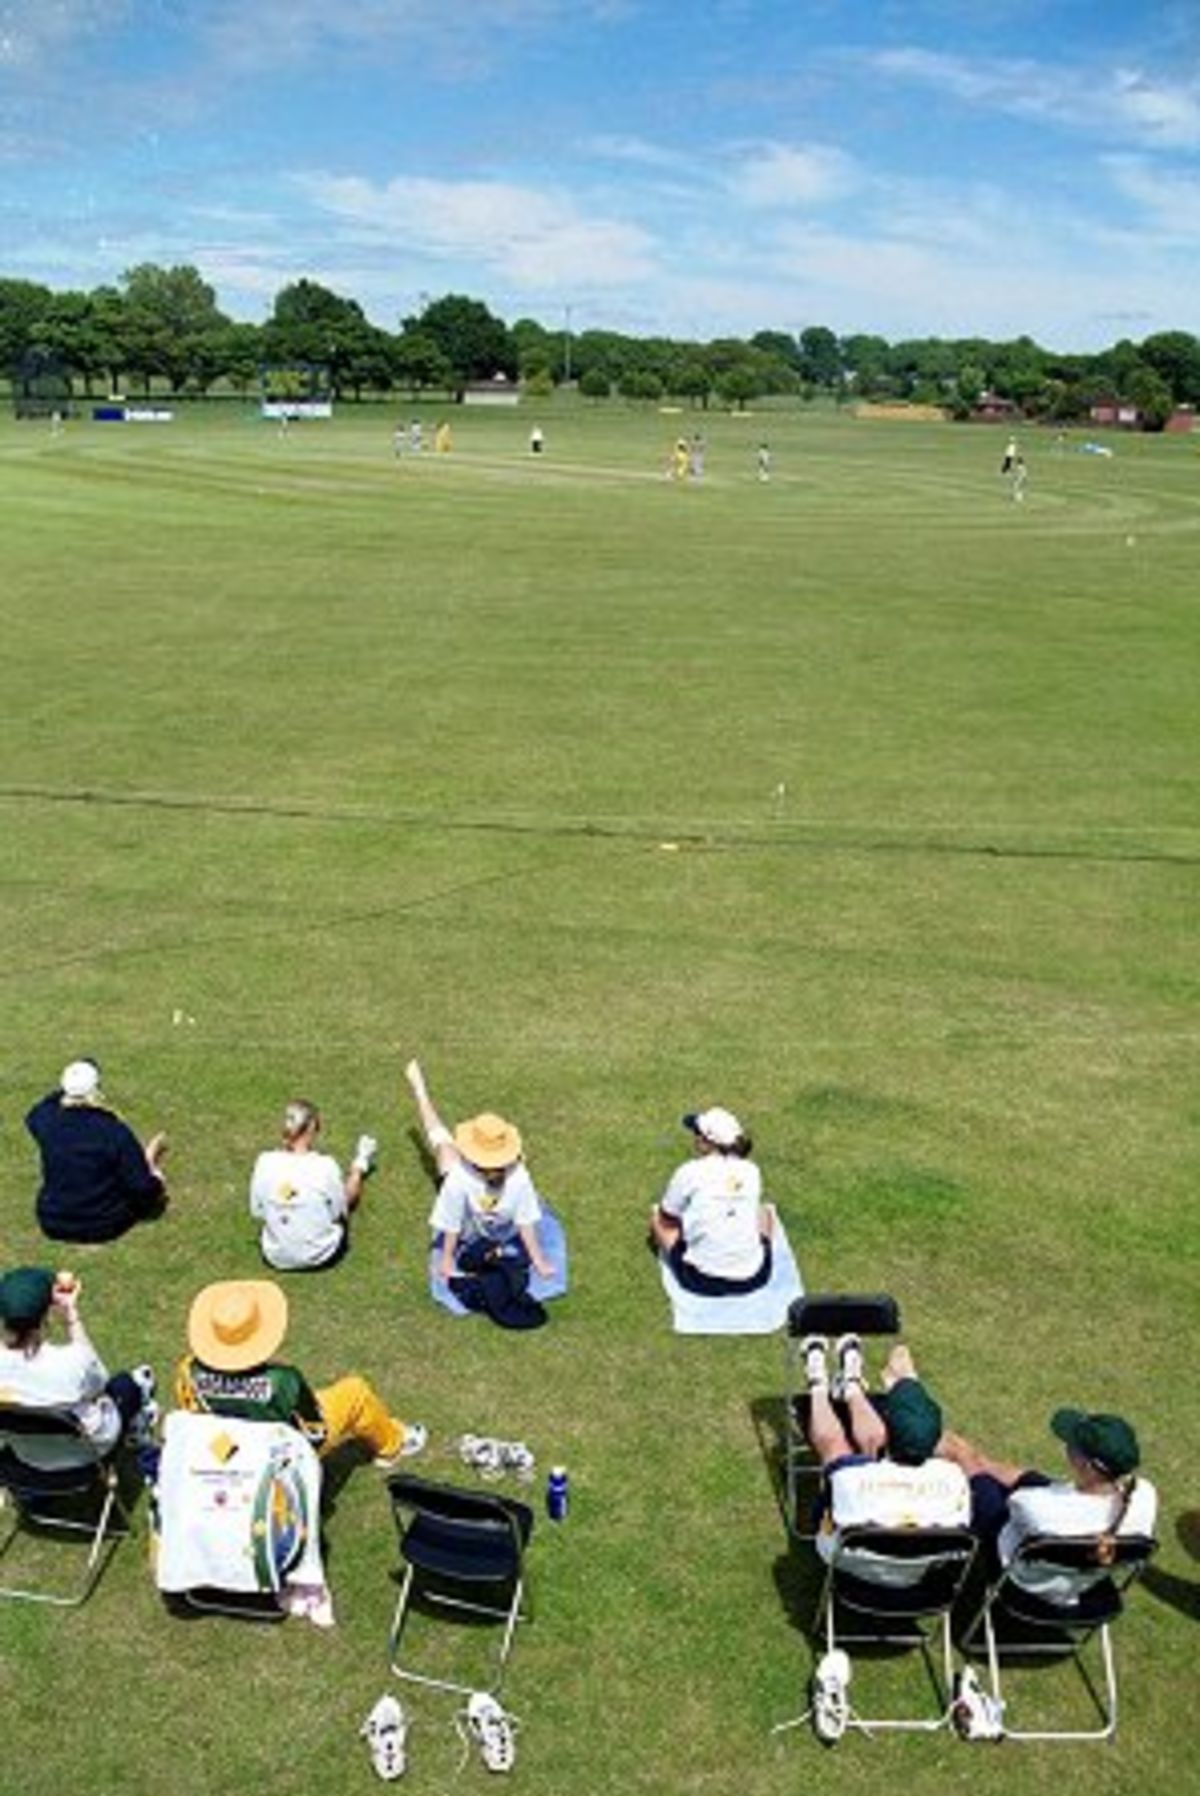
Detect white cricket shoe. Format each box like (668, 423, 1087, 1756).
(360, 1692, 408, 1779)
(463, 1691, 518, 1774)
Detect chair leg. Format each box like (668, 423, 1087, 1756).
(971, 1595, 1122, 1744)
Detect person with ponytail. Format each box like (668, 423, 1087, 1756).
(940, 1407, 1158, 1595)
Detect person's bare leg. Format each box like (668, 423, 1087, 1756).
(843, 1384, 887, 1458)
(404, 1059, 459, 1177)
(937, 1429, 1027, 1486)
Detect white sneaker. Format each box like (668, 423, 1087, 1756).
(832, 1333, 866, 1399)
(375, 1423, 427, 1468)
(811, 1649, 851, 1745)
(464, 1691, 518, 1774)
(502, 1441, 535, 1481)
(360, 1692, 408, 1780)
(352, 1133, 379, 1175)
(952, 1668, 1005, 1741)
(130, 1363, 157, 1403)
(458, 1434, 505, 1480)
(801, 1334, 829, 1391)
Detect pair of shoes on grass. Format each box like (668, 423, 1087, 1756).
(458, 1433, 536, 1482)
(801, 1334, 866, 1398)
(361, 1691, 519, 1779)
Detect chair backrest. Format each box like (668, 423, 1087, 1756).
(387, 1473, 533, 1573)
(788, 1293, 900, 1338)
(0, 1403, 103, 1489)
(1001, 1531, 1156, 1611)
(833, 1524, 976, 1603)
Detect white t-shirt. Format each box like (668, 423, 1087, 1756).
(659, 1153, 765, 1279)
(998, 1478, 1159, 1599)
(429, 1161, 542, 1247)
(250, 1148, 348, 1271)
(818, 1456, 971, 1560)
(0, 1331, 121, 1466)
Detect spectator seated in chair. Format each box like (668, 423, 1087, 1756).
(802, 1335, 970, 1557)
(174, 1279, 426, 1468)
(940, 1407, 1158, 1593)
(26, 1058, 168, 1244)
(0, 1266, 157, 1465)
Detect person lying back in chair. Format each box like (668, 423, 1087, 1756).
(801, 1334, 970, 1558)
(939, 1407, 1158, 1596)
(175, 1279, 426, 1470)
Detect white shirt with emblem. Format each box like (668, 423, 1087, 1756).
(429, 1161, 542, 1246)
(250, 1148, 348, 1271)
(659, 1152, 765, 1279)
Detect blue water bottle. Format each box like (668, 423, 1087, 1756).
(546, 1465, 569, 1522)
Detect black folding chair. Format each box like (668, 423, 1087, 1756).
(0, 1403, 131, 1607)
(386, 1473, 533, 1697)
(783, 1293, 900, 1537)
(958, 1531, 1156, 1741)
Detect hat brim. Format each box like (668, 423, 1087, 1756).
(187, 1280, 289, 1371)
(454, 1117, 523, 1170)
(1050, 1407, 1087, 1452)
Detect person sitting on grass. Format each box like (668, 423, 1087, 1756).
(649, 1107, 775, 1296)
(939, 1407, 1158, 1589)
(175, 1279, 425, 1467)
(27, 1057, 168, 1243)
(0, 1265, 157, 1464)
(802, 1334, 971, 1555)
(250, 1099, 377, 1272)
(405, 1059, 556, 1289)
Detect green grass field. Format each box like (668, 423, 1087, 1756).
(1, 399, 1196, 1795)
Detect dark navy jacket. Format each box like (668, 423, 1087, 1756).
(26, 1093, 165, 1243)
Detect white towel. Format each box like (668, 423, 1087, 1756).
(156, 1411, 325, 1596)
(659, 1213, 803, 1335)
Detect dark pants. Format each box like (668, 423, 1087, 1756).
(106, 1371, 145, 1433)
(667, 1235, 773, 1296)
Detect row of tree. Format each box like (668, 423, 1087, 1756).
(4, 264, 1199, 424)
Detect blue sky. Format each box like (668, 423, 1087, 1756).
(1, 0, 1197, 349)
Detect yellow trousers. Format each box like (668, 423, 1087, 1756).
(316, 1375, 403, 1459)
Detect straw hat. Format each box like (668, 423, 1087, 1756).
(188, 1279, 289, 1371)
(454, 1112, 523, 1170)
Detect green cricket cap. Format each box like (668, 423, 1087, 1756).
(0, 1267, 55, 1329)
(1051, 1409, 1140, 1479)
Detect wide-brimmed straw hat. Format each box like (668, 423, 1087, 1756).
(188, 1279, 289, 1371)
(454, 1112, 523, 1170)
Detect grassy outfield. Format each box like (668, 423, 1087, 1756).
(0, 398, 1196, 1796)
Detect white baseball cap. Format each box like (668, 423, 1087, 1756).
(683, 1106, 744, 1148)
(61, 1059, 102, 1102)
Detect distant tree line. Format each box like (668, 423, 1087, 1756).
(3, 264, 1198, 425)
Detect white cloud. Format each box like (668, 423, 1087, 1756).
(874, 46, 1200, 148)
(1110, 68, 1200, 148)
(293, 170, 656, 289)
(0, 0, 130, 70)
(1102, 153, 1200, 240)
(727, 141, 858, 210)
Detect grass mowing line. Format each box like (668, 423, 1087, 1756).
(2, 782, 1198, 864)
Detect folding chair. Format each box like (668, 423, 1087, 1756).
(776, 1523, 977, 1742)
(958, 1532, 1156, 1742)
(386, 1473, 533, 1697)
(0, 1402, 131, 1607)
(783, 1293, 900, 1538)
